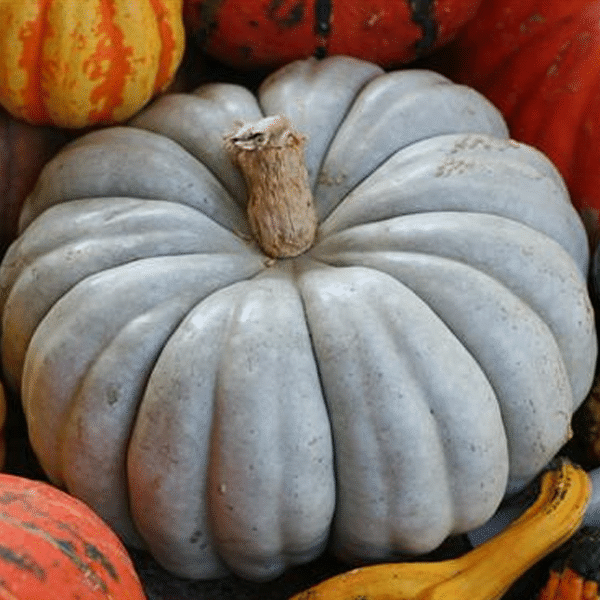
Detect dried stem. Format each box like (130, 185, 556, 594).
(225, 115, 318, 258)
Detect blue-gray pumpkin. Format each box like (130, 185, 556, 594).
(0, 55, 595, 581)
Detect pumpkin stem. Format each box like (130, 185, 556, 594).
(225, 115, 318, 259)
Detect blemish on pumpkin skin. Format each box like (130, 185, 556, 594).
(56, 539, 76, 554)
(85, 542, 120, 581)
(449, 136, 490, 154)
(519, 12, 545, 35)
(0, 494, 48, 521)
(317, 171, 346, 186)
(266, 0, 305, 29)
(0, 512, 114, 592)
(191, 0, 224, 47)
(435, 158, 475, 177)
(189, 530, 203, 544)
(48, 532, 110, 593)
(239, 45, 253, 60)
(0, 545, 45, 580)
(364, 11, 384, 29)
(106, 386, 121, 406)
(0, 492, 22, 506)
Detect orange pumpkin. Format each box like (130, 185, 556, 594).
(183, 0, 483, 70)
(0, 0, 185, 128)
(0, 473, 147, 599)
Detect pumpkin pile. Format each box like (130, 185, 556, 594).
(0, 0, 599, 597)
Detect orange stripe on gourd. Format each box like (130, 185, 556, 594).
(19, 4, 51, 123)
(37, 1, 109, 126)
(0, 1, 49, 123)
(148, 0, 184, 93)
(84, 0, 134, 124)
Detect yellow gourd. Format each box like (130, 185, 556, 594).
(290, 460, 591, 600)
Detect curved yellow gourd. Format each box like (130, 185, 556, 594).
(0, 0, 184, 128)
(291, 460, 591, 600)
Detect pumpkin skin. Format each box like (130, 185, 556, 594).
(0, 381, 5, 470)
(0, 56, 596, 581)
(183, 0, 483, 69)
(0, 473, 146, 599)
(0, 108, 71, 253)
(437, 0, 600, 241)
(0, 0, 185, 128)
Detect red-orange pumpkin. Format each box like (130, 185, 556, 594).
(0, 0, 185, 128)
(0, 382, 5, 470)
(437, 0, 600, 241)
(0, 474, 146, 599)
(183, 0, 483, 70)
(0, 108, 71, 253)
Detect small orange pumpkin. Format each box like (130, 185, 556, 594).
(0, 0, 185, 128)
(0, 473, 147, 599)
